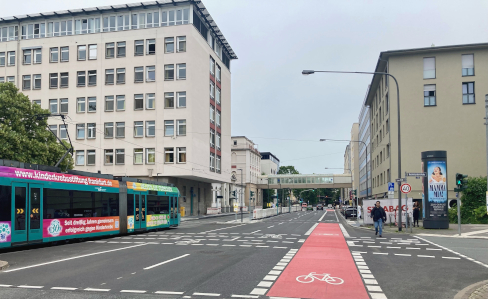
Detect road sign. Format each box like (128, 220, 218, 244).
(388, 182, 395, 192)
(396, 178, 406, 183)
(406, 172, 426, 177)
(401, 183, 412, 194)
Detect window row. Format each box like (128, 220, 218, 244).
(210, 80, 221, 105)
(209, 153, 221, 173)
(0, 76, 15, 83)
(210, 129, 222, 151)
(209, 105, 222, 127)
(209, 56, 222, 82)
(423, 82, 476, 106)
(75, 147, 187, 166)
(423, 54, 475, 79)
(0, 51, 16, 66)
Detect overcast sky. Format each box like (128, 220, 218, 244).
(3, 0, 488, 174)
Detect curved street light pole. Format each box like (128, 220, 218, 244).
(309, 70, 402, 231)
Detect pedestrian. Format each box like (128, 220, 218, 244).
(357, 205, 362, 219)
(412, 202, 420, 227)
(370, 201, 387, 237)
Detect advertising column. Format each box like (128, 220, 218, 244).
(421, 151, 449, 229)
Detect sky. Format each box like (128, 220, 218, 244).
(2, 0, 488, 175)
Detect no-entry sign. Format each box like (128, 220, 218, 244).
(401, 183, 412, 194)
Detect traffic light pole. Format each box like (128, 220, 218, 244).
(457, 192, 461, 236)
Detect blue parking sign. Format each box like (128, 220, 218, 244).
(388, 182, 395, 192)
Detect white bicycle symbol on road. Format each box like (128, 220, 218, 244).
(296, 272, 344, 285)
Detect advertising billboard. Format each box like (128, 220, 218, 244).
(43, 217, 119, 238)
(146, 214, 170, 227)
(427, 160, 448, 218)
(362, 198, 412, 225)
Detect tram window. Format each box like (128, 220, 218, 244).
(30, 188, 41, 229)
(15, 187, 27, 230)
(72, 191, 94, 217)
(161, 196, 169, 214)
(0, 186, 12, 221)
(103, 193, 119, 216)
(147, 195, 158, 215)
(127, 194, 134, 216)
(44, 189, 71, 219)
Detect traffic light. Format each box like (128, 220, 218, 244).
(250, 191, 255, 197)
(232, 190, 236, 197)
(455, 173, 468, 190)
(353, 190, 357, 195)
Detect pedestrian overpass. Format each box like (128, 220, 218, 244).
(256, 174, 352, 189)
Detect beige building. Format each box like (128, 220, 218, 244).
(365, 43, 487, 203)
(0, 0, 237, 216)
(231, 136, 263, 209)
(350, 123, 360, 202)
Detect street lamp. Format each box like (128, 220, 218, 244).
(309, 69, 402, 230)
(238, 168, 243, 222)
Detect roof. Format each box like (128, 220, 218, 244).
(0, 0, 236, 59)
(260, 152, 280, 162)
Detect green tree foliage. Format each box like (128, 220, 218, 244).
(448, 176, 487, 224)
(0, 83, 74, 171)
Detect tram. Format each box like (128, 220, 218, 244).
(0, 160, 180, 248)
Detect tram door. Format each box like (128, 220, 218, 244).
(134, 193, 146, 230)
(11, 183, 43, 244)
(170, 196, 178, 225)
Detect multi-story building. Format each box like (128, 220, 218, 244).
(358, 92, 371, 201)
(0, 0, 237, 216)
(341, 143, 352, 204)
(260, 152, 280, 205)
(231, 136, 263, 209)
(350, 123, 360, 203)
(366, 43, 488, 204)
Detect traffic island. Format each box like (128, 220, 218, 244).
(454, 279, 488, 299)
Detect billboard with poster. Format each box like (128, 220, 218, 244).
(422, 151, 449, 229)
(362, 198, 413, 225)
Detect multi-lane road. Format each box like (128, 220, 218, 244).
(0, 209, 487, 299)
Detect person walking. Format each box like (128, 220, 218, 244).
(370, 201, 387, 237)
(412, 202, 420, 227)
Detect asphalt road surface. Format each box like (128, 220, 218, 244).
(0, 209, 487, 299)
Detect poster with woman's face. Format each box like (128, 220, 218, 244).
(427, 161, 447, 218)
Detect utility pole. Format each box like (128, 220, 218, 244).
(485, 96, 488, 214)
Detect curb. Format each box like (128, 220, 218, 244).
(182, 212, 249, 221)
(454, 279, 488, 299)
(0, 260, 8, 271)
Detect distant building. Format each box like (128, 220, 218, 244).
(358, 98, 372, 200)
(260, 152, 280, 205)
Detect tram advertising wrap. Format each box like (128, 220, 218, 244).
(43, 217, 119, 238)
(427, 160, 448, 218)
(147, 214, 170, 227)
(0, 221, 11, 243)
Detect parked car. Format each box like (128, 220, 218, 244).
(345, 207, 357, 219)
(328, 204, 333, 208)
(316, 204, 323, 210)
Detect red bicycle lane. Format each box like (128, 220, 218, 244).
(266, 223, 369, 299)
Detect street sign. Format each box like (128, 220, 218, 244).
(396, 178, 406, 183)
(388, 182, 395, 192)
(406, 172, 426, 177)
(401, 183, 412, 194)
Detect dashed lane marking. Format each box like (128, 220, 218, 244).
(51, 287, 77, 290)
(193, 292, 220, 296)
(84, 288, 110, 292)
(120, 290, 147, 293)
(18, 285, 43, 289)
(154, 291, 185, 295)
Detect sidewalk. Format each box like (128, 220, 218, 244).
(181, 212, 248, 221)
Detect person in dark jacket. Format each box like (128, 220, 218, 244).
(412, 202, 420, 227)
(370, 201, 387, 237)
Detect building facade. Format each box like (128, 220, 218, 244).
(341, 143, 351, 204)
(366, 43, 488, 204)
(260, 152, 280, 205)
(350, 123, 360, 203)
(358, 93, 371, 200)
(0, 0, 237, 216)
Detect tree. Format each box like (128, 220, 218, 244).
(0, 83, 74, 171)
(448, 176, 488, 224)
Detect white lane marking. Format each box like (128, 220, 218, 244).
(274, 246, 287, 249)
(250, 230, 261, 234)
(366, 285, 383, 292)
(263, 275, 278, 281)
(0, 285, 12, 287)
(51, 287, 77, 290)
(256, 246, 269, 248)
(144, 254, 190, 270)
(394, 254, 411, 256)
(84, 288, 110, 292)
(386, 246, 401, 249)
(339, 224, 350, 238)
(250, 288, 267, 295)
(121, 290, 147, 293)
(418, 255, 435, 258)
(364, 279, 378, 285)
(199, 224, 247, 234)
(368, 246, 381, 248)
(258, 281, 273, 287)
(442, 257, 461, 259)
(370, 293, 388, 299)
(155, 291, 185, 295)
(193, 292, 220, 296)
(426, 248, 442, 251)
(406, 247, 420, 250)
(298, 239, 305, 243)
(240, 245, 252, 247)
(373, 252, 388, 255)
(231, 295, 259, 298)
(18, 285, 43, 289)
(305, 223, 319, 235)
(5, 244, 147, 273)
(318, 210, 328, 221)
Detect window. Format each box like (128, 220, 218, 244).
(23, 50, 31, 64)
(59, 124, 67, 140)
(105, 42, 115, 58)
(103, 16, 116, 32)
(423, 57, 435, 79)
(50, 48, 58, 62)
(146, 121, 155, 137)
(0, 52, 5, 66)
(105, 150, 114, 165)
(210, 129, 215, 148)
(116, 68, 125, 84)
(76, 124, 85, 139)
(76, 150, 85, 165)
(60, 46, 69, 62)
(0, 77, 4, 83)
(424, 84, 436, 106)
(134, 149, 143, 164)
(216, 64, 221, 82)
(146, 66, 155, 82)
(116, 95, 125, 111)
(165, 37, 174, 53)
(87, 123, 96, 139)
(177, 36, 186, 52)
(216, 132, 221, 151)
(77, 97, 85, 112)
(462, 82, 475, 104)
(146, 148, 155, 164)
(104, 122, 114, 138)
(216, 87, 221, 105)
(164, 64, 174, 80)
(216, 110, 221, 127)
(177, 63, 186, 80)
(49, 125, 57, 137)
(165, 148, 174, 163)
(134, 67, 144, 82)
(77, 71, 86, 86)
(77, 45, 86, 60)
(165, 120, 174, 136)
(177, 120, 186, 136)
(116, 149, 125, 164)
(105, 69, 114, 85)
(87, 150, 96, 165)
(33, 74, 41, 89)
(88, 97, 96, 112)
(60, 72, 68, 88)
(210, 105, 215, 123)
(88, 44, 97, 60)
(34, 49, 41, 64)
(7, 76, 14, 83)
(147, 39, 155, 54)
(216, 155, 221, 173)
(462, 54, 474, 76)
(88, 70, 97, 86)
(134, 121, 143, 137)
(146, 93, 155, 109)
(135, 40, 144, 56)
(49, 99, 58, 113)
(134, 94, 144, 110)
(131, 14, 139, 29)
(22, 75, 31, 90)
(164, 92, 174, 108)
(117, 42, 126, 57)
(60, 98, 68, 114)
(116, 122, 125, 138)
(177, 91, 186, 108)
(209, 57, 215, 75)
(177, 147, 186, 163)
(210, 153, 215, 171)
(105, 96, 114, 111)
(210, 81, 215, 99)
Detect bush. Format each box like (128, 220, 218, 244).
(449, 176, 488, 224)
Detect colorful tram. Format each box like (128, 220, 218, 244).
(0, 160, 180, 248)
